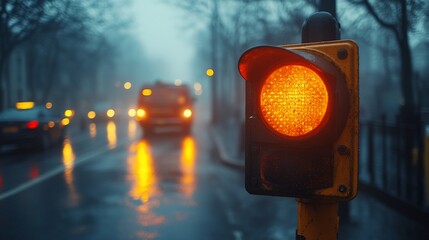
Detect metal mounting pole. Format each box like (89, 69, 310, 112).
(297, 199, 339, 240)
(296, 11, 341, 240)
(211, 0, 219, 124)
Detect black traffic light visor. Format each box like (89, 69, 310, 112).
(238, 45, 349, 144)
(238, 45, 338, 82)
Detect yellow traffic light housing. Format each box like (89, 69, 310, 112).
(239, 40, 358, 200)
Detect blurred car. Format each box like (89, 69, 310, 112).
(86, 101, 118, 123)
(137, 82, 194, 135)
(0, 104, 66, 150)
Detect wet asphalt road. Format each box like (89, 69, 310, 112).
(1, 98, 428, 239)
(0, 100, 298, 240)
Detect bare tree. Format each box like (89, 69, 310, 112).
(350, 0, 428, 114)
(171, 0, 315, 121)
(0, 0, 68, 109)
(0, 0, 129, 109)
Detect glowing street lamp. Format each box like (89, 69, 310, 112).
(206, 68, 215, 77)
(124, 82, 132, 90)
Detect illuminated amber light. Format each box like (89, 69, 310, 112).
(136, 109, 146, 118)
(124, 82, 132, 90)
(64, 109, 74, 117)
(183, 109, 192, 118)
(106, 109, 115, 118)
(16, 102, 34, 110)
(61, 118, 70, 126)
(128, 108, 136, 117)
(206, 68, 214, 77)
(45, 102, 53, 109)
(87, 111, 96, 119)
(142, 89, 152, 96)
(48, 121, 55, 128)
(260, 65, 328, 137)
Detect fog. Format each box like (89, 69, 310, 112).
(0, 0, 428, 124)
(131, 0, 196, 81)
(1, 1, 429, 238)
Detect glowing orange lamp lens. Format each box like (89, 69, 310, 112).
(260, 65, 328, 137)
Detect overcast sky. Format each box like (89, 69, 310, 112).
(130, 0, 197, 84)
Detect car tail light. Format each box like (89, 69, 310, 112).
(26, 120, 39, 129)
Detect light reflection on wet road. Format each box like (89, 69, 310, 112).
(0, 98, 247, 239)
(2, 98, 426, 239)
(124, 134, 202, 239)
(128, 120, 137, 140)
(62, 138, 79, 207)
(127, 140, 164, 238)
(180, 136, 196, 198)
(128, 140, 159, 204)
(107, 121, 117, 149)
(89, 122, 96, 138)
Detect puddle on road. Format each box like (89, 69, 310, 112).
(125, 136, 199, 237)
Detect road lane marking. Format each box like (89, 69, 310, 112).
(0, 138, 135, 201)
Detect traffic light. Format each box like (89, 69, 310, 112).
(238, 40, 358, 200)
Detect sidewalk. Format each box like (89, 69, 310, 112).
(211, 119, 429, 239)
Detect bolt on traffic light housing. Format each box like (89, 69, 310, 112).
(239, 40, 359, 200)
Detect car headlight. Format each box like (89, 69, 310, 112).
(128, 108, 136, 117)
(136, 108, 146, 120)
(183, 108, 192, 118)
(106, 109, 115, 118)
(88, 111, 96, 119)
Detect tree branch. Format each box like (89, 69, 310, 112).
(360, 0, 398, 33)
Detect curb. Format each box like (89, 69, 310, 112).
(210, 125, 244, 170)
